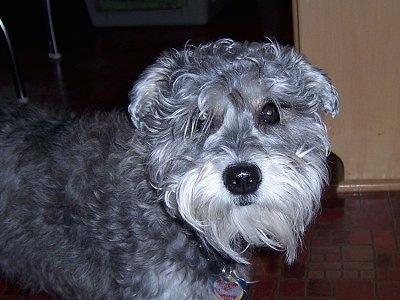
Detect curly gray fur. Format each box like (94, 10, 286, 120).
(0, 39, 338, 299)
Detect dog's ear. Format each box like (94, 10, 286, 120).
(325, 87, 339, 117)
(128, 60, 171, 129)
(313, 71, 339, 117)
(297, 53, 340, 117)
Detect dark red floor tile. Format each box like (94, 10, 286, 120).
(280, 279, 305, 298)
(251, 278, 280, 300)
(283, 262, 305, 278)
(345, 199, 362, 212)
(342, 270, 359, 278)
(348, 230, 372, 245)
(342, 261, 374, 271)
(317, 210, 345, 224)
(376, 253, 393, 269)
(376, 281, 400, 300)
(332, 230, 348, 245)
(334, 279, 375, 300)
(376, 270, 400, 281)
(252, 251, 283, 278)
(348, 211, 393, 230)
(325, 251, 341, 263)
(373, 230, 397, 252)
(321, 195, 345, 209)
(307, 279, 332, 297)
(342, 245, 374, 261)
(394, 254, 400, 268)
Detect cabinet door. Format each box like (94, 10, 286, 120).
(293, 0, 400, 191)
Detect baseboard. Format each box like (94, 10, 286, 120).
(333, 179, 400, 193)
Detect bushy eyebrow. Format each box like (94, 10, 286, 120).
(227, 89, 246, 111)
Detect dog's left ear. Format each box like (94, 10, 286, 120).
(314, 72, 339, 117)
(298, 54, 340, 117)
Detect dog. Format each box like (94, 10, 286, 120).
(0, 39, 339, 299)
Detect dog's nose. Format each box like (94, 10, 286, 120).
(223, 163, 262, 195)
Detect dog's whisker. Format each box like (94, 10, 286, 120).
(296, 145, 316, 158)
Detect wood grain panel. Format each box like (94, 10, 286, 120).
(293, 0, 400, 190)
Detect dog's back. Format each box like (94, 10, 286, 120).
(0, 103, 138, 297)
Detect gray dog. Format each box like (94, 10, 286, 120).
(0, 39, 338, 299)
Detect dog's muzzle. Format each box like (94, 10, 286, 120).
(223, 163, 262, 205)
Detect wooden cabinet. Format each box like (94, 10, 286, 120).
(293, 0, 400, 192)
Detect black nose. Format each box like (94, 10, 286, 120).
(223, 163, 262, 195)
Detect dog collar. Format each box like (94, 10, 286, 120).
(198, 243, 248, 299)
(210, 266, 248, 300)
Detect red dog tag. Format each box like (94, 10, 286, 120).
(212, 275, 247, 300)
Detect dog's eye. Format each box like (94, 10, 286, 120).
(199, 112, 208, 122)
(261, 103, 280, 124)
(195, 112, 210, 132)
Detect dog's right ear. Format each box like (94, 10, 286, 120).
(128, 60, 172, 130)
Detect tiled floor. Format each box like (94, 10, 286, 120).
(1, 1, 400, 299)
(250, 191, 400, 300)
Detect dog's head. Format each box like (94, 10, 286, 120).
(128, 39, 339, 264)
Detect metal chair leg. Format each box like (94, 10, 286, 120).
(0, 18, 28, 103)
(45, 0, 61, 60)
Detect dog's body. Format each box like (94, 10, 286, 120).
(0, 106, 216, 299)
(0, 39, 338, 299)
